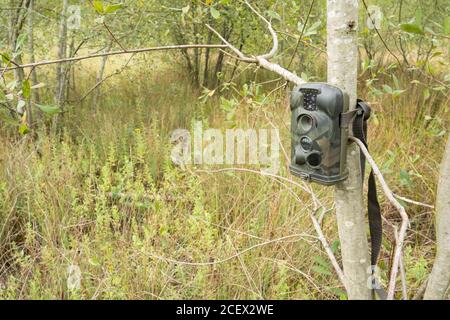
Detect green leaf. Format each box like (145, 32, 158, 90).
(314, 255, 331, 269)
(93, 0, 104, 14)
(331, 240, 340, 254)
(311, 265, 332, 276)
(392, 89, 406, 98)
(35, 104, 62, 115)
(382, 84, 393, 94)
(15, 33, 27, 53)
(104, 3, 124, 14)
(399, 169, 413, 187)
(1, 53, 11, 65)
(400, 23, 424, 35)
(266, 10, 281, 21)
(210, 7, 220, 19)
(444, 16, 450, 35)
(22, 79, 31, 99)
(19, 123, 29, 135)
(423, 88, 430, 101)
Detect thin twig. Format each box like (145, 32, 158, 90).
(310, 211, 349, 292)
(195, 167, 321, 208)
(205, 2, 306, 86)
(243, 0, 278, 60)
(78, 53, 135, 102)
(361, 0, 403, 66)
(102, 22, 127, 52)
(350, 137, 409, 300)
(287, 0, 316, 69)
(394, 194, 434, 209)
(148, 234, 308, 266)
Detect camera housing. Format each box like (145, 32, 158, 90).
(290, 83, 350, 185)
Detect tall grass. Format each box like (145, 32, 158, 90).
(0, 59, 447, 299)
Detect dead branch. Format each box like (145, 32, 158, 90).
(0, 44, 228, 72)
(205, 1, 306, 86)
(350, 136, 409, 300)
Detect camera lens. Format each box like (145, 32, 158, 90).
(298, 114, 314, 132)
(300, 136, 313, 151)
(306, 152, 322, 167)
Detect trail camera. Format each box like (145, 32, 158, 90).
(290, 83, 350, 185)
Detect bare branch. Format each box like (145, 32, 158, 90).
(394, 194, 434, 209)
(205, 1, 306, 86)
(244, 0, 277, 60)
(78, 53, 135, 103)
(0, 44, 228, 72)
(147, 234, 309, 266)
(256, 57, 306, 85)
(393, 226, 408, 300)
(205, 24, 255, 62)
(350, 137, 409, 300)
(102, 22, 127, 52)
(310, 211, 349, 292)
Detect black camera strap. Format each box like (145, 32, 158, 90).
(341, 100, 387, 300)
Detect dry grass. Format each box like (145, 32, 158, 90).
(0, 60, 448, 299)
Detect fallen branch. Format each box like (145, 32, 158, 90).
(350, 136, 409, 300)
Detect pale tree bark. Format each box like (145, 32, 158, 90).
(27, 0, 38, 124)
(55, 0, 69, 107)
(327, 0, 371, 300)
(8, 0, 31, 126)
(424, 136, 450, 300)
(8, 0, 29, 98)
(92, 40, 113, 108)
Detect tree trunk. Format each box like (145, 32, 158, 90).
(212, 23, 233, 88)
(202, 28, 213, 88)
(327, 0, 372, 300)
(8, 0, 30, 122)
(8, 1, 26, 84)
(424, 136, 450, 300)
(27, 0, 38, 122)
(92, 40, 113, 108)
(52, 0, 68, 132)
(55, 0, 69, 107)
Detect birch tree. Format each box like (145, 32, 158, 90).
(92, 40, 113, 108)
(55, 0, 69, 108)
(27, 0, 38, 123)
(1, 0, 439, 301)
(424, 136, 450, 299)
(327, 0, 371, 300)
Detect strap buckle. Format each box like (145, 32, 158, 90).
(356, 99, 371, 120)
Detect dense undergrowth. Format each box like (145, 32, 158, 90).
(0, 60, 448, 299)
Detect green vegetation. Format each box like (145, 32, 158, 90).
(0, 0, 448, 299)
